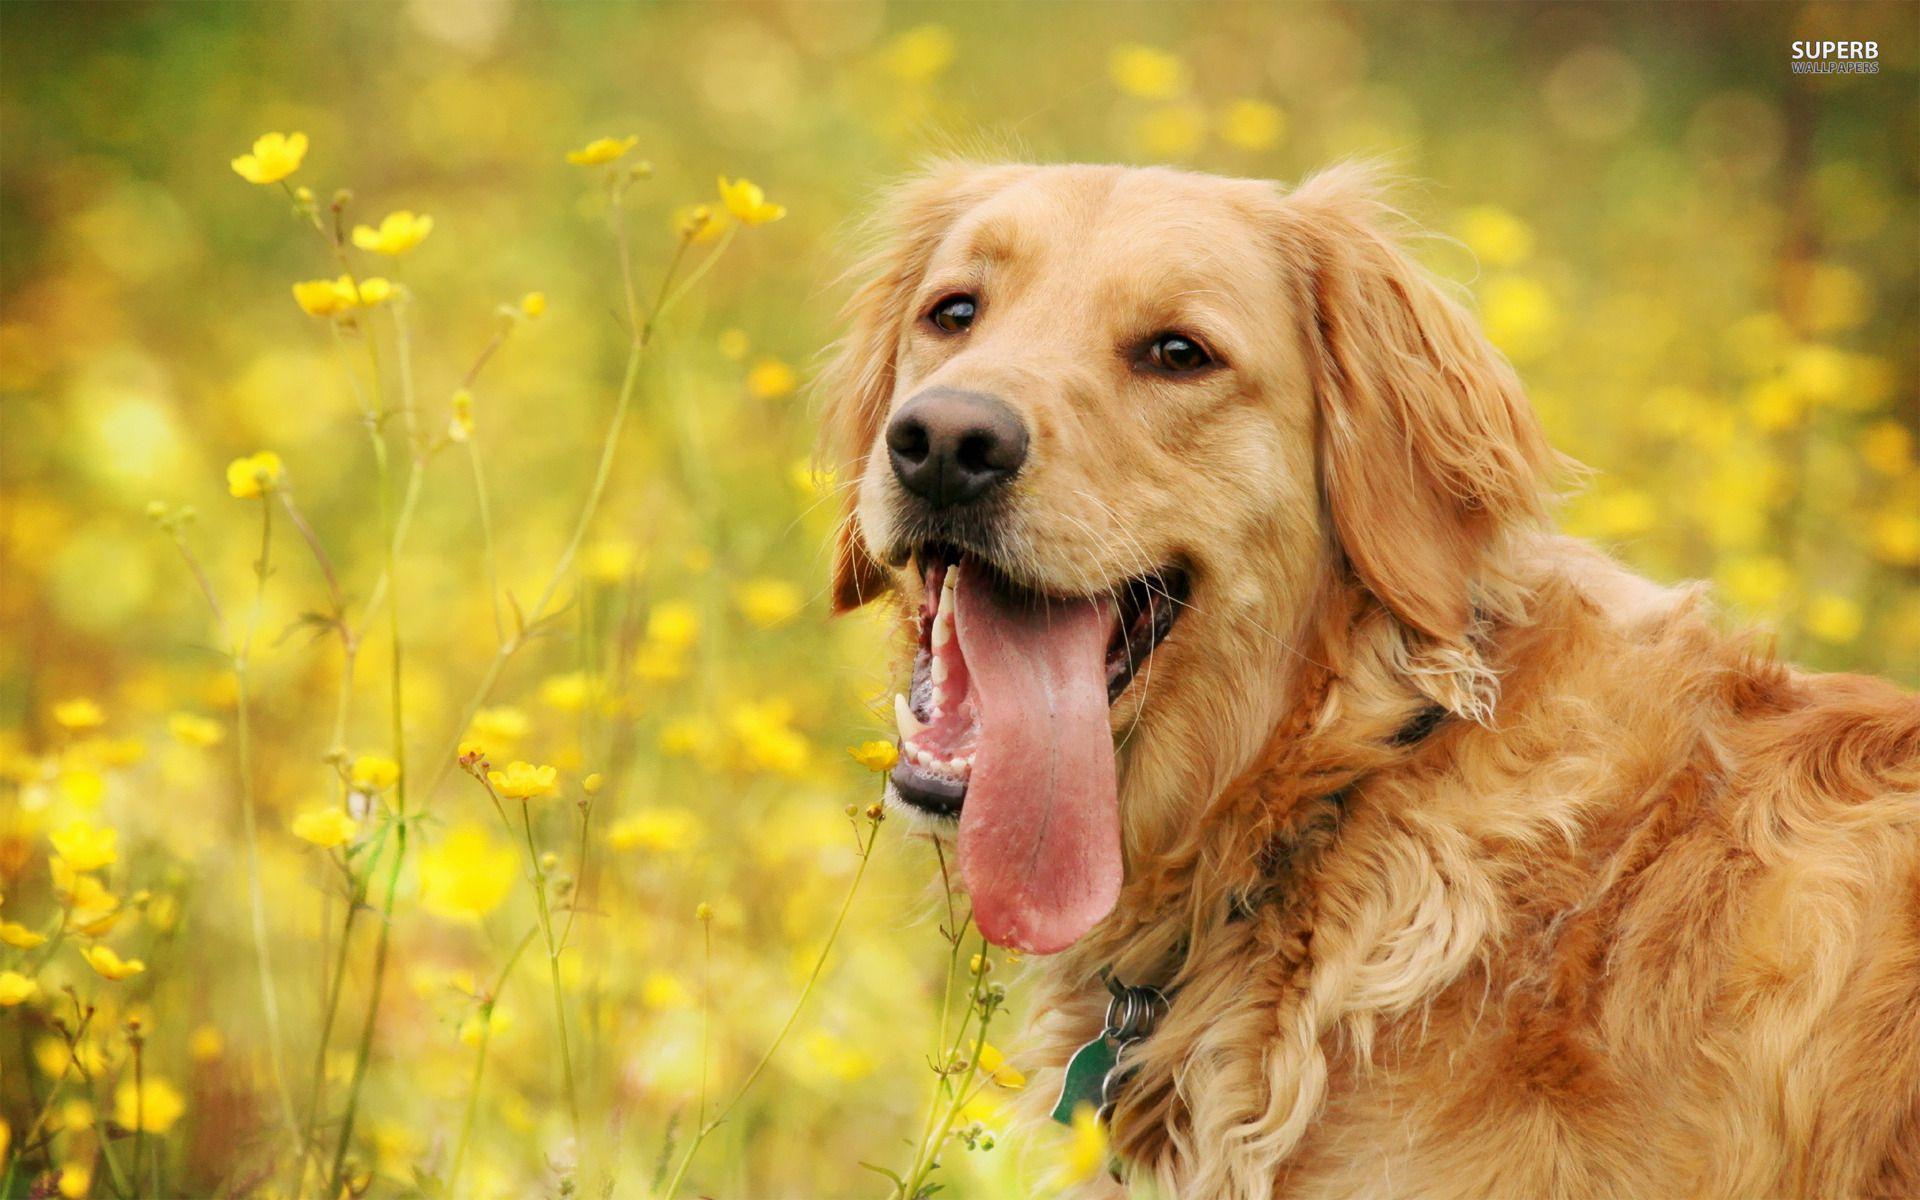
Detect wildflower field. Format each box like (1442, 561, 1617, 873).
(0, 2, 1914, 1197)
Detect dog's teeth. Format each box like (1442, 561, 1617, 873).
(931, 618, 951, 648)
(957, 754, 973, 771)
(943, 562, 959, 591)
(930, 656, 948, 683)
(916, 748, 937, 768)
(931, 685, 946, 708)
(931, 706, 945, 722)
(894, 692, 927, 739)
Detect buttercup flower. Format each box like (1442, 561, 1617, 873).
(52, 698, 105, 730)
(81, 945, 145, 981)
(167, 712, 224, 748)
(292, 275, 392, 317)
(448, 389, 475, 443)
(746, 359, 797, 400)
(114, 1077, 185, 1133)
(225, 451, 284, 498)
(848, 741, 899, 773)
(1109, 45, 1188, 99)
(291, 807, 359, 849)
(488, 760, 559, 800)
(350, 754, 401, 791)
(230, 131, 308, 184)
(520, 291, 546, 319)
(417, 824, 515, 921)
(50, 820, 118, 871)
(565, 135, 638, 166)
(352, 210, 434, 255)
(674, 204, 725, 243)
(0, 971, 38, 1006)
(717, 176, 786, 225)
(736, 578, 803, 628)
(0, 921, 47, 949)
(977, 1043, 1027, 1089)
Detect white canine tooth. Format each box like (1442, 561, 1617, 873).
(930, 656, 949, 683)
(931, 619, 952, 648)
(943, 562, 959, 590)
(931, 686, 946, 708)
(894, 692, 927, 738)
(931, 706, 945, 722)
(916, 748, 936, 768)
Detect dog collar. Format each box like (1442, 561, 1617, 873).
(1050, 971, 1172, 1126)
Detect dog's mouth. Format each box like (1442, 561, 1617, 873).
(888, 541, 1188, 953)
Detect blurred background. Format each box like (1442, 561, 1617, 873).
(0, 2, 1914, 1196)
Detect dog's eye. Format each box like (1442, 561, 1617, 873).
(927, 294, 977, 334)
(1146, 332, 1213, 373)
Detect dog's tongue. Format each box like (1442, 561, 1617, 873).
(954, 563, 1121, 954)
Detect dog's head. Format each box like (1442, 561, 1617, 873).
(821, 162, 1552, 953)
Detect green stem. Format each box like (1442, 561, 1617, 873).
(519, 800, 581, 1141)
(899, 936, 996, 1197)
(295, 826, 388, 1191)
(448, 925, 540, 1195)
(236, 495, 302, 1147)
(657, 819, 882, 1197)
(327, 813, 405, 1194)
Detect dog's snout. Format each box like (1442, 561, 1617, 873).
(885, 389, 1028, 509)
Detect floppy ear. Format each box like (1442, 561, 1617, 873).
(1273, 163, 1556, 646)
(816, 162, 1029, 613)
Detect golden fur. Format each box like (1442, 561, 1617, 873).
(820, 161, 1920, 1198)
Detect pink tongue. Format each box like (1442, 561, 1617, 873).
(954, 564, 1122, 954)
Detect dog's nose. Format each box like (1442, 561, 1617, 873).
(886, 389, 1028, 508)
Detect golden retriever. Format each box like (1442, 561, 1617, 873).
(819, 161, 1920, 1199)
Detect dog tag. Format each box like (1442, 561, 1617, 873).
(1051, 1031, 1118, 1125)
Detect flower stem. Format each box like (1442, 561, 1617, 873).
(657, 817, 882, 1197)
(518, 800, 581, 1141)
(448, 925, 540, 1195)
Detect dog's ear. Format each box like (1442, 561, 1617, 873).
(816, 162, 1028, 613)
(1273, 163, 1555, 646)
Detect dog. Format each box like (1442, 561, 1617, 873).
(819, 161, 1920, 1198)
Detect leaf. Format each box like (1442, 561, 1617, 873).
(856, 1163, 905, 1188)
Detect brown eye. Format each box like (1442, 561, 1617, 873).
(928, 294, 977, 333)
(1147, 332, 1212, 373)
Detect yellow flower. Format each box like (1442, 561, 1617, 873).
(447, 388, 475, 443)
(1480, 274, 1560, 361)
(52, 698, 105, 730)
(468, 707, 530, 746)
(645, 601, 700, 649)
(565, 135, 638, 166)
(292, 274, 391, 317)
(230, 131, 308, 184)
(880, 24, 956, 83)
(642, 972, 693, 1009)
(520, 291, 546, 319)
(728, 699, 809, 775)
(167, 712, 223, 748)
(225, 451, 284, 498)
(1218, 99, 1286, 151)
(114, 1077, 185, 1133)
(695, 901, 714, 923)
(607, 807, 703, 853)
(1062, 1101, 1109, 1183)
(291, 807, 358, 849)
(585, 540, 640, 583)
(746, 358, 797, 400)
(81, 944, 145, 981)
(57, 1164, 90, 1200)
(1457, 205, 1536, 268)
(459, 1005, 513, 1047)
(189, 1025, 225, 1061)
(51, 861, 120, 935)
(35, 1036, 109, 1079)
(716, 176, 786, 225)
(487, 760, 558, 800)
(57, 1100, 93, 1131)
(351, 210, 434, 256)
(1870, 511, 1920, 567)
(977, 1042, 1027, 1089)
(417, 824, 515, 921)
(50, 820, 118, 871)
(0, 971, 38, 1006)
(674, 203, 727, 243)
(1803, 594, 1863, 645)
(1109, 45, 1188, 99)
(350, 754, 401, 792)
(293, 277, 352, 317)
(735, 578, 804, 628)
(0, 921, 47, 949)
(539, 672, 593, 712)
(847, 741, 898, 773)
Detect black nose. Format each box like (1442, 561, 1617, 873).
(885, 389, 1028, 509)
